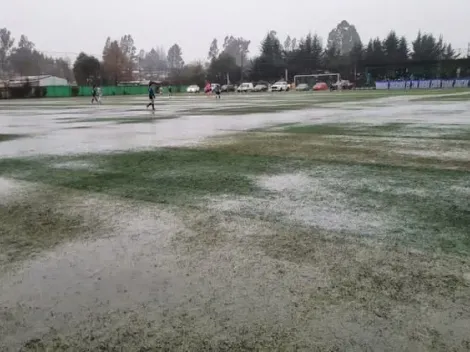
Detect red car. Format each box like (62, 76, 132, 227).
(313, 82, 329, 91)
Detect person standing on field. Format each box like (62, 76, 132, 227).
(213, 84, 221, 99)
(91, 85, 98, 104)
(147, 84, 156, 111)
(96, 86, 102, 104)
(204, 82, 211, 96)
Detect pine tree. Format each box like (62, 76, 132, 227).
(383, 31, 400, 63)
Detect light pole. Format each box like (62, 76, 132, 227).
(240, 52, 244, 83)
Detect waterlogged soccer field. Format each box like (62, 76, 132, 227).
(1, 90, 470, 351)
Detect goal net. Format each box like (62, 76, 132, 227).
(294, 73, 340, 88)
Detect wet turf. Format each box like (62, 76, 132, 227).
(0, 134, 25, 142)
(1, 91, 470, 351)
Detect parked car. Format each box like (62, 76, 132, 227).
(221, 84, 236, 92)
(330, 80, 354, 91)
(313, 82, 329, 91)
(187, 85, 200, 93)
(211, 83, 221, 92)
(237, 82, 254, 92)
(271, 81, 290, 92)
(254, 82, 269, 92)
(295, 83, 310, 91)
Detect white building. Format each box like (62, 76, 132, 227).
(7, 75, 68, 87)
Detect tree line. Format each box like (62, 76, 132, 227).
(248, 21, 460, 84)
(0, 29, 74, 82)
(0, 21, 463, 87)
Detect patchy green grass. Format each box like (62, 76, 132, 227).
(9, 209, 470, 352)
(63, 126, 92, 130)
(184, 94, 402, 116)
(58, 115, 180, 124)
(200, 127, 470, 255)
(329, 166, 470, 255)
(19, 208, 470, 352)
(206, 131, 470, 171)
(0, 149, 284, 205)
(115, 115, 181, 124)
(257, 221, 469, 302)
(414, 92, 470, 101)
(0, 189, 104, 267)
(0, 134, 25, 142)
(2, 142, 467, 256)
(280, 122, 470, 140)
(2, 90, 470, 352)
(19, 308, 300, 352)
(184, 104, 312, 116)
(283, 122, 408, 135)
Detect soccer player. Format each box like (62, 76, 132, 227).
(96, 86, 102, 104)
(147, 83, 156, 111)
(204, 82, 211, 96)
(213, 84, 221, 99)
(91, 85, 98, 104)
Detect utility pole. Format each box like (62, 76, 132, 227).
(240, 53, 244, 83)
(467, 43, 470, 58)
(354, 65, 357, 86)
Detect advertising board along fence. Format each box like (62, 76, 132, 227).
(375, 79, 470, 90)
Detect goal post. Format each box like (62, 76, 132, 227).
(294, 73, 341, 88)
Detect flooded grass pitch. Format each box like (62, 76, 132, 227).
(1, 91, 470, 351)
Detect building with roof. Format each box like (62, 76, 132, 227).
(7, 75, 68, 87)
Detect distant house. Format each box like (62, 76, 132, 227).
(117, 80, 150, 86)
(7, 75, 68, 87)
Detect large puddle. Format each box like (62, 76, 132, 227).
(1, 94, 469, 157)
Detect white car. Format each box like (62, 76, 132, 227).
(271, 81, 290, 92)
(187, 85, 200, 93)
(295, 83, 310, 91)
(330, 80, 354, 91)
(237, 82, 254, 92)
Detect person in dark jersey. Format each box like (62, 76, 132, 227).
(147, 83, 156, 110)
(91, 85, 98, 104)
(213, 84, 221, 99)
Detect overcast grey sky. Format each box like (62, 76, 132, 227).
(1, 0, 468, 62)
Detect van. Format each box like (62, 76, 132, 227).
(237, 82, 254, 92)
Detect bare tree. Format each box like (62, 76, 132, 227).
(167, 44, 184, 69)
(102, 40, 128, 84)
(208, 38, 219, 61)
(0, 28, 15, 79)
(9, 35, 37, 76)
(120, 34, 137, 80)
(222, 36, 250, 67)
(283, 36, 291, 52)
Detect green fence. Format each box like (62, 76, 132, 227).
(44, 85, 189, 98)
(45, 86, 71, 97)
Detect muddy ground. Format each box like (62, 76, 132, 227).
(1, 91, 470, 351)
